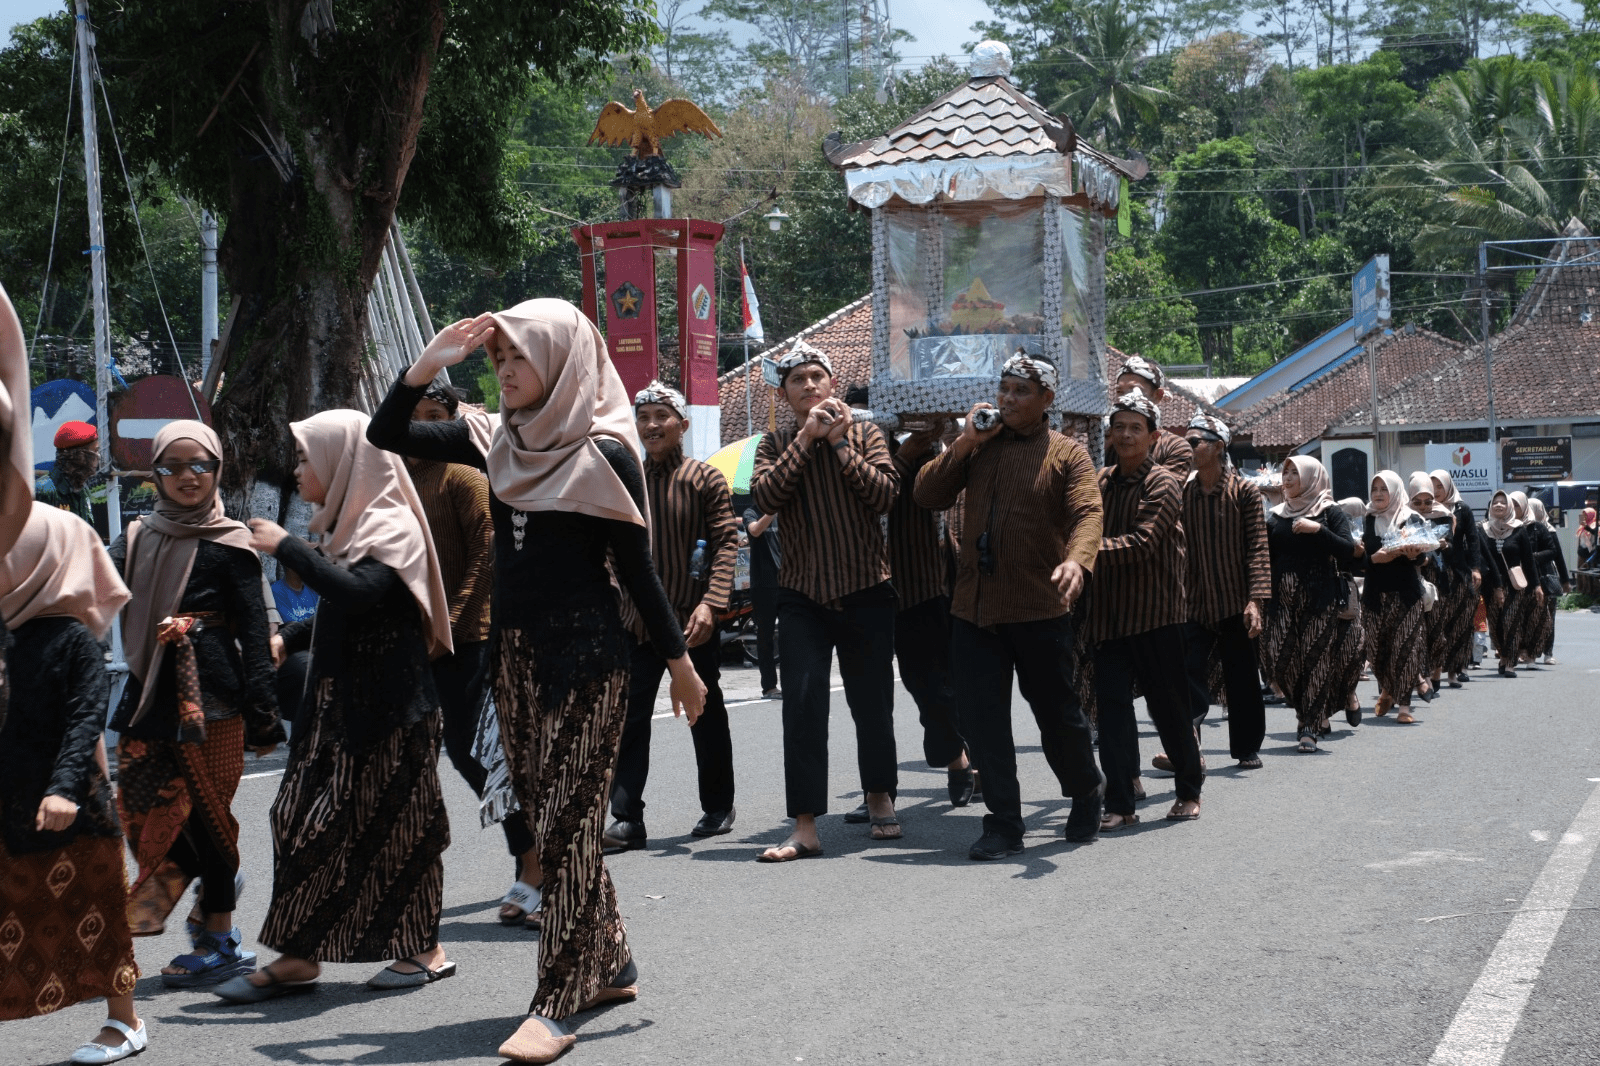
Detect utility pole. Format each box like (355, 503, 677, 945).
(1479, 242, 1498, 484)
(200, 209, 218, 382)
(75, 0, 110, 476)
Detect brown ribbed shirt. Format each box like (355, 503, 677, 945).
(1152, 429, 1193, 478)
(1084, 455, 1186, 642)
(915, 420, 1102, 627)
(1182, 467, 1271, 624)
(644, 445, 738, 626)
(889, 448, 951, 610)
(751, 421, 897, 607)
(407, 459, 494, 645)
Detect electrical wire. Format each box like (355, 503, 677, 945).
(28, 30, 78, 362)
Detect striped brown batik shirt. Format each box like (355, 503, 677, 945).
(1084, 455, 1187, 642)
(915, 421, 1102, 627)
(1152, 429, 1193, 478)
(1183, 467, 1271, 624)
(644, 445, 738, 626)
(751, 421, 897, 607)
(888, 448, 952, 610)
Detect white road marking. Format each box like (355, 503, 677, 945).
(241, 769, 285, 781)
(1429, 780, 1600, 1066)
(1366, 849, 1486, 871)
(1530, 830, 1550, 842)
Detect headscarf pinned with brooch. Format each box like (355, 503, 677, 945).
(292, 409, 453, 660)
(0, 501, 129, 639)
(634, 380, 688, 419)
(1117, 354, 1163, 390)
(1001, 350, 1059, 392)
(1429, 468, 1462, 509)
(1368, 470, 1417, 537)
(1271, 455, 1336, 519)
(0, 282, 31, 560)
(1407, 471, 1451, 519)
(458, 298, 646, 528)
(1482, 489, 1519, 539)
(122, 420, 259, 734)
(1110, 388, 1161, 430)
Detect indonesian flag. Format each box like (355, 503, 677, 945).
(740, 245, 764, 344)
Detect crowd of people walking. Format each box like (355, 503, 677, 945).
(0, 281, 1577, 1065)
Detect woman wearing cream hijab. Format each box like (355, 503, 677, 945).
(1429, 469, 1482, 687)
(1480, 489, 1539, 677)
(218, 409, 454, 1002)
(1522, 497, 1567, 665)
(1, 281, 35, 732)
(367, 299, 706, 1065)
(1262, 456, 1365, 752)
(0, 504, 145, 1063)
(1359, 471, 1430, 721)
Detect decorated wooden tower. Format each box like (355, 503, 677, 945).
(828, 40, 1144, 447)
(573, 91, 727, 459)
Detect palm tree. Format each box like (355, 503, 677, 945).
(1381, 65, 1600, 262)
(1049, 0, 1173, 151)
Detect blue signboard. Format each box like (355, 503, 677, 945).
(30, 379, 98, 472)
(1352, 254, 1391, 340)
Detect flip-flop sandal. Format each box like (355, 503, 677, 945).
(1099, 813, 1140, 832)
(579, 958, 639, 1011)
(869, 816, 902, 840)
(1165, 803, 1201, 822)
(214, 966, 318, 1003)
(756, 838, 824, 862)
(524, 905, 542, 933)
(367, 957, 458, 991)
(499, 881, 540, 926)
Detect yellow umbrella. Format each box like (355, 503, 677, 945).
(706, 434, 762, 495)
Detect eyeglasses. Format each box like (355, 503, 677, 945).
(977, 531, 997, 576)
(1184, 437, 1206, 449)
(154, 460, 221, 477)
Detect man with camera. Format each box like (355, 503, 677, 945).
(915, 353, 1105, 860)
(750, 343, 901, 862)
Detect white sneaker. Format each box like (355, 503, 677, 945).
(70, 1019, 148, 1064)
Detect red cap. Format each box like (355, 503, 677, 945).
(54, 420, 98, 449)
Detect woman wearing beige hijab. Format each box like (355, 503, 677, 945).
(1, 281, 35, 733)
(1429, 469, 1483, 687)
(0, 503, 146, 1063)
(1407, 471, 1455, 692)
(109, 420, 283, 984)
(1359, 471, 1432, 722)
(1480, 489, 1539, 677)
(1522, 497, 1567, 665)
(367, 299, 706, 1065)
(217, 409, 454, 1001)
(1262, 456, 1364, 752)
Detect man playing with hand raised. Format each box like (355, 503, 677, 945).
(750, 343, 901, 862)
(916, 353, 1105, 860)
(605, 381, 740, 849)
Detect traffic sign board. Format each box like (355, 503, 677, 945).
(110, 375, 212, 471)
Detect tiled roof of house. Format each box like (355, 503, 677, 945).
(1234, 328, 1463, 451)
(1329, 317, 1600, 431)
(828, 77, 1066, 168)
(716, 296, 873, 445)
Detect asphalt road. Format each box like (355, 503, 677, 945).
(15, 613, 1600, 1066)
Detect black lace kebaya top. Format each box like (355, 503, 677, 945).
(108, 536, 284, 747)
(366, 375, 687, 664)
(1, 617, 121, 854)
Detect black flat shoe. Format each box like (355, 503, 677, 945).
(690, 809, 736, 837)
(947, 765, 975, 807)
(601, 819, 647, 851)
(1063, 779, 1104, 842)
(842, 803, 870, 824)
(968, 832, 1024, 860)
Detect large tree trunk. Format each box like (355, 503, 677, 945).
(212, 1, 444, 514)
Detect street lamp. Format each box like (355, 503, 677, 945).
(763, 207, 790, 232)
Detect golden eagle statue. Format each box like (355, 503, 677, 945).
(588, 90, 723, 158)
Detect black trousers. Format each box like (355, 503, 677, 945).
(172, 817, 238, 915)
(610, 635, 734, 822)
(1183, 616, 1267, 760)
(1095, 624, 1205, 816)
(894, 595, 966, 768)
(750, 584, 780, 692)
(950, 614, 1101, 844)
(778, 584, 898, 818)
(434, 640, 535, 858)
